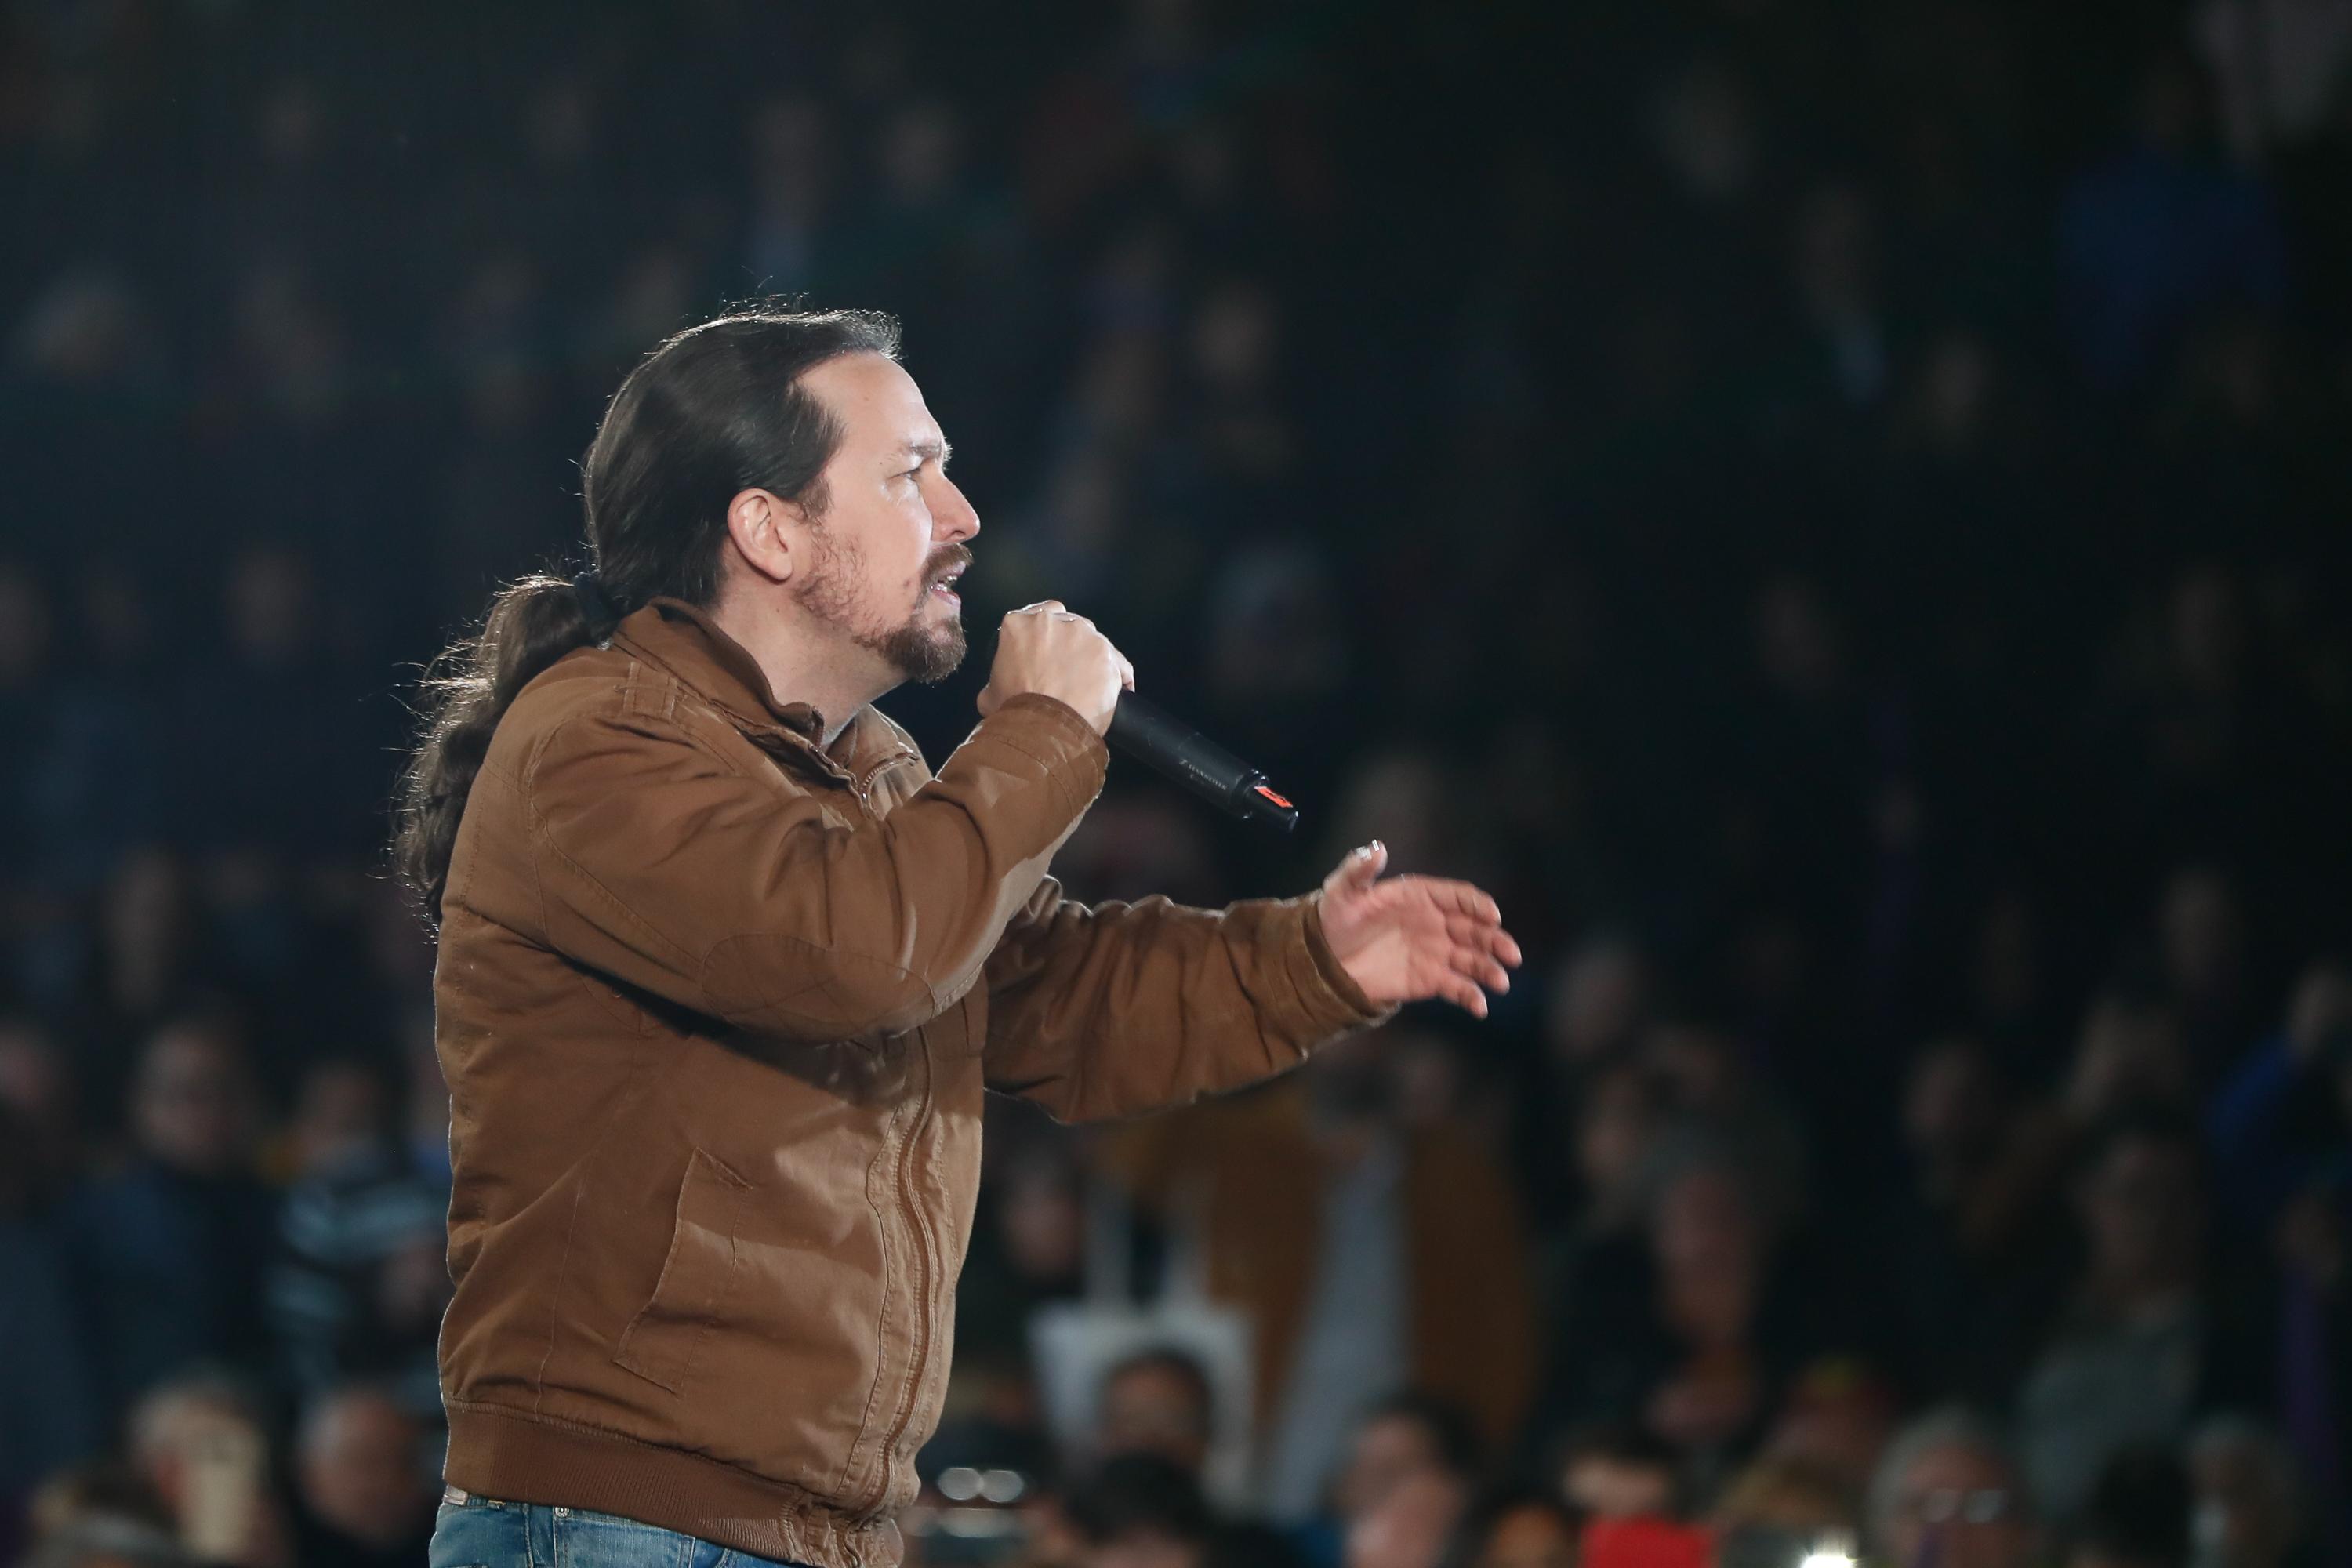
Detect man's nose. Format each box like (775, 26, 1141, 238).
(933, 476, 980, 543)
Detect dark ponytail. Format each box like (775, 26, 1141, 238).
(394, 303, 902, 924)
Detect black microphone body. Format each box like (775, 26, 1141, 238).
(1105, 693, 1299, 833)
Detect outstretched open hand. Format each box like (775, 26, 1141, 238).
(1317, 841, 1522, 1018)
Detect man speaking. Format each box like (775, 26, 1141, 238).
(396, 306, 1520, 1568)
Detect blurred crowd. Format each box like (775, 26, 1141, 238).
(5, 2, 2352, 1568)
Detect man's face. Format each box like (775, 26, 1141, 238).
(1653, 1164, 1759, 1276)
(1099, 1363, 1211, 1476)
(1335, 1416, 1440, 1522)
(2079, 1136, 2201, 1287)
(1563, 1456, 1675, 1520)
(791, 352, 979, 685)
(1346, 1471, 1465, 1568)
(133, 1028, 255, 1178)
(1885, 1444, 2031, 1568)
(1475, 1504, 1577, 1568)
(300, 1395, 430, 1549)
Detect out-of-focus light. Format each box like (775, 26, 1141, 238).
(1798, 1550, 1856, 1568)
(938, 1466, 982, 1501)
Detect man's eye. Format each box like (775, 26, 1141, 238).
(898, 466, 923, 481)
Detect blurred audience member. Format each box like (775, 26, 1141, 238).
(1069, 1454, 1213, 1568)
(1436, 1486, 1578, 1568)
(289, 1385, 434, 1568)
(1641, 1021, 1810, 1235)
(1558, 1058, 1669, 1245)
(278, 1051, 392, 1181)
(1098, 1348, 1216, 1480)
(2016, 1109, 2266, 1523)
(1708, 1454, 1853, 1566)
(1543, 940, 1653, 1073)
(21, 1457, 172, 1552)
(2155, 867, 2252, 1076)
(1331, 1396, 1482, 1534)
(59, 1018, 277, 1409)
(80, 851, 210, 1060)
(0, 1014, 85, 1203)
(1877, 1037, 2058, 1400)
(2209, 959, 2352, 1229)
(1555, 1426, 1679, 1524)
(956, 1137, 1088, 1372)
(1530, 1142, 1838, 1492)
(2186, 1417, 2310, 1568)
(22, 1514, 197, 1568)
(1347, 1468, 1466, 1568)
(1867, 1409, 2038, 1568)
(1105, 1034, 1533, 1522)
(1759, 1361, 1899, 1504)
(267, 1051, 448, 1413)
(124, 1374, 289, 1568)
(2059, 49, 2287, 389)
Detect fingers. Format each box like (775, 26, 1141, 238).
(1428, 942, 1509, 1018)
(1442, 912, 1523, 968)
(1384, 874, 1504, 927)
(1439, 880, 1504, 926)
(1436, 971, 1490, 1019)
(1117, 652, 1136, 691)
(1381, 875, 1507, 938)
(1448, 942, 1514, 993)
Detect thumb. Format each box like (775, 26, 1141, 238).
(1327, 840, 1387, 895)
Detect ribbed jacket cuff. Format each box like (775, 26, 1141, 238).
(1282, 893, 1396, 1044)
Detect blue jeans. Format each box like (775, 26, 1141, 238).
(430, 1490, 807, 1568)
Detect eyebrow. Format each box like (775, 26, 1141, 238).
(901, 438, 952, 466)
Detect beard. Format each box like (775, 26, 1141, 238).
(794, 528, 968, 685)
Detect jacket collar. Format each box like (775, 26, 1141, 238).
(611, 597, 916, 780)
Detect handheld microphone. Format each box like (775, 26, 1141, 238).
(1106, 693, 1299, 833)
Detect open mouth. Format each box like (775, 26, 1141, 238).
(927, 564, 964, 605)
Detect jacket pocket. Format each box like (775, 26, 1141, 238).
(612, 1149, 753, 1395)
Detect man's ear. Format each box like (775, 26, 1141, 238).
(724, 488, 800, 586)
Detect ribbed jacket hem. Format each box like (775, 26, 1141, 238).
(444, 1400, 902, 1568)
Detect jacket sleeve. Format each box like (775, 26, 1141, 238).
(523, 693, 1107, 1042)
(979, 880, 1392, 1122)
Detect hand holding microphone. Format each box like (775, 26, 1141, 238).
(978, 602, 1298, 832)
(977, 600, 1132, 735)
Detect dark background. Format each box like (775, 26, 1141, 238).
(2, 2, 2350, 1567)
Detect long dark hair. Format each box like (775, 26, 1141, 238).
(394, 304, 902, 924)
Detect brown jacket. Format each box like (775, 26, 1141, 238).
(434, 599, 1384, 1566)
(1104, 1079, 1537, 1452)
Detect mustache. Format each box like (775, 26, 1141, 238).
(924, 544, 974, 588)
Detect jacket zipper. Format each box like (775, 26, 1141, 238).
(870, 1040, 938, 1508)
(848, 749, 916, 811)
(850, 750, 939, 1515)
